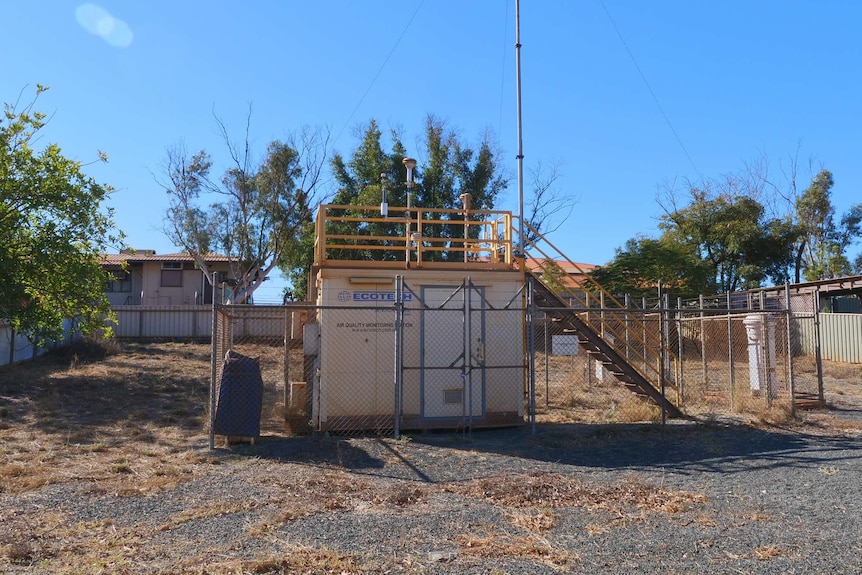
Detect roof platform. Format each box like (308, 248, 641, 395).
(313, 204, 520, 272)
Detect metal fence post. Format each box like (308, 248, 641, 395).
(527, 279, 536, 434)
(393, 275, 404, 439)
(624, 294, 631, 361)
(785, 284, 796, 417)
(209, 272, 218, 450)
(727, 291, 735, 412)
(283, 307, 290, 421)
(813, 288, 825, 403)
(544, 311, 549, 409)
(658, 282, 666, 426)
(677, 296, 684, 406)
(466, 277, 473, 433)
(700, 294, 707, 391)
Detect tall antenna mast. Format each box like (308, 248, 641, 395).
(515, 0, 525, 257)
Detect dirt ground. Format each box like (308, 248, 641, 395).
(0, 340, 860, 574)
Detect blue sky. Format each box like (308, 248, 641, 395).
(3, 1, 861, 303)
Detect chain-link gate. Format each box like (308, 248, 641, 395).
(397, 278, 527, 436)
(210, 304, 306, 447)
(786, 290, 822, 403)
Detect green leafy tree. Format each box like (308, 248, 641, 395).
(161, 113, 327, 303)
(794, 170, 862, 281)
(417, 116, 507, 260)
(326, 116, 508, 264)
(660, 187, 796, 292)
(589, 235, 713, 299)
(1, 86, 123, 343)
(596, 168, 800, 298)
(325, 119, 407, 265)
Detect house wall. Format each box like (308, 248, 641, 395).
(106, 265, 144, 306)
(107, 262, 230, 306)
(137, 262, 201, 305)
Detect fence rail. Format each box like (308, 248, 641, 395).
(108, 303, 860, 364)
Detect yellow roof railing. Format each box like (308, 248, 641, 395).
(314, 204, 516, 271)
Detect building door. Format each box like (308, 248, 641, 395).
(420, 285, 485, 421)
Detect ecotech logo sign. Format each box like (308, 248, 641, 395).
(337, 290, 413, 303)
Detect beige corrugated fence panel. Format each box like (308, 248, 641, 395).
(820, 313, 862, 363)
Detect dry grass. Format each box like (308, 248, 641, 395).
(194, 548, 384, 575)
(2, 339, 860, 573)
(455, 529, 576, 569)
(0, 339, 213, 496)
(535, 346, 862, 429)
(448, 471, 706, 517)
(753, 544, 782, 561)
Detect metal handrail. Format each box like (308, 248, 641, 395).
(314, 204, 515, 269)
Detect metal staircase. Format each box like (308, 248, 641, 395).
(529, 275, 684, 418)
(517, 221, 685, 419)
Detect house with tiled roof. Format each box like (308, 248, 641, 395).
(102, 250, 232, 306)
(525, 257, 599, 291)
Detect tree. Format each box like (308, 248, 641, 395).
(161, 111, 327, 303)
(596, 164, 801, 299)
(589, 235, 713, 299)
(324, 119, 407, 266)
(326, 116, 508, 264)
(524, 159, 576, 243)
(794, 170, 862, 281)
(1, 85, 122, 343)
(657, 173, 799, 293)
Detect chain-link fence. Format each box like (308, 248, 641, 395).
(209, 280, 828, 446)
(210, 304, 304, 446)
(209, 278, 528, 445)
(533, 306, 794, 424)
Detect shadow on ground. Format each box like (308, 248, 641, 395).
(410, 419, 862, 476)
(213, 415, 862, 484)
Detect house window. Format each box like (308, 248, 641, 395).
(161, 262, 183, 287)
(107, 271, 131, 293)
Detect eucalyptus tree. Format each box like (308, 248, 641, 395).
(794, 170, 862, 280)
(1, 85, 123, 343)
(661, 189, 796, 292)
(161, 113, 327, 303)
(595, 172, 799, 298)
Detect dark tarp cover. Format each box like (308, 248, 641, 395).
(213, 350, 263, 438)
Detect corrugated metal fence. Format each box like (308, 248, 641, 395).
(107, 304, 862, 365)
(0, 319, 79, 367)
(111, 305, 212, 339)
(796, 313, 862, 363)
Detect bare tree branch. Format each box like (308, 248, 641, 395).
(524, 159, 577, 242)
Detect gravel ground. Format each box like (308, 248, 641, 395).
(3, 411, 862, 575)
